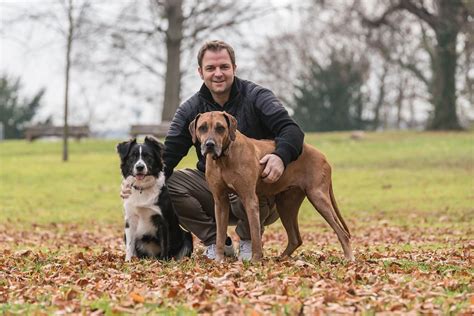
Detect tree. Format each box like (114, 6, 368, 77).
(359, 0, 471, 130)
(0, 75, 44, 139)
(255, 2, 392, 130)
(2, 0, 98, 160)
(292, 52, 369, 132)
(107, 0, 271, 122)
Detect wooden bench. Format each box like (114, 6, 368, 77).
(129, 122, 171, 138)
(25, 125, 90, 141)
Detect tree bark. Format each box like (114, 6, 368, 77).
(372, 65, 388, 130)
(161, 0, 183, 122)
(63, 0, 74, 162)
(428, 0, 462, 129)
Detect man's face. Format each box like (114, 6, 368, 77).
(198, 49, 236, 99)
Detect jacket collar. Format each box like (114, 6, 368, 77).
(198, 77, 241, 107)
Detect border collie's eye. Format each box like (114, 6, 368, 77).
(198, 125, 208, 133)
(215, 125, 225, 133)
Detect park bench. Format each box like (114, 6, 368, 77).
(129, 122, 171, 138)
(24, 125, 90, 141)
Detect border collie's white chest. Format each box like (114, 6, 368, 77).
(123, 174, 165, 238)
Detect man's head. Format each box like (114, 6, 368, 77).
(188, 111, 237, 160)
(197, 40, 236, 103)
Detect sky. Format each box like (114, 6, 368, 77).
(0, 0, 297, 137)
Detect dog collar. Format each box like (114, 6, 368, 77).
(132, 184, 144, 194)
(131, 177, 156, 194)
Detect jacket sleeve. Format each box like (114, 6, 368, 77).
(254, 88, 304, 167)
(163, 100, 196, 178)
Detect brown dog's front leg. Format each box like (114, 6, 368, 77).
(240, 193, 263, 261)
(214, 194, 230, 262)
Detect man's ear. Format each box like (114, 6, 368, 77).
(223, 111, 237, 141)
(198, 67, 204, 80)
(144, 136, 165, 157)
(188, 113, 201, 144)
(116, 138, 137, 161)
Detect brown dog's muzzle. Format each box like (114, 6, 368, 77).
(202, 137, 222, 159)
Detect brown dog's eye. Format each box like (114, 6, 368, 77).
(215, 125, 225, 134)
(198, 125, 208, 133)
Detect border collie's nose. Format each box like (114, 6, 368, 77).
(136, 164, 145, 172)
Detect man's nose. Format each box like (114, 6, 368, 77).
(214, 67, 223, 76)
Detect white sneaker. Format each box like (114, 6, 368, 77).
(204, 244, 217, 259)
(204, 237, 235, 259)
(238, 240, 252, 261)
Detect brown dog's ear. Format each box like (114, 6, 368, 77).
(116, 138, 137, 161)
(188, 113, 201, 144)
(223, 111, 237, 141)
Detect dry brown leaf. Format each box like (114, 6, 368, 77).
(130, 292, 145, 304)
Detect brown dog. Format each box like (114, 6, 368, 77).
(189, 111, 354, 262)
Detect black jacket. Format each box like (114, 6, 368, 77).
(163, 77, 304, 178)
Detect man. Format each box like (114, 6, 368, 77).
(123, 40, 304, 260)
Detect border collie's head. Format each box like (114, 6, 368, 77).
(117, 136, 165, 180)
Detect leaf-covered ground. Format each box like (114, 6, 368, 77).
(1, 219, 472, 315)
(1, 133, 472, 314)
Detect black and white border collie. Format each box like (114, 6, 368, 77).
(116, 136, 193, 261)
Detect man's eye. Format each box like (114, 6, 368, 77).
(205, 67, 214, 71)
(221, 65, 230, 70)
(198, 125, 208, 133)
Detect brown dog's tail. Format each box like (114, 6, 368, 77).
(329, 182, 351, 238)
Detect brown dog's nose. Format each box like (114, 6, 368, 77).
(205, 139, 215, 150)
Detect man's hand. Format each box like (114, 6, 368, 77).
(260, 154, 284, 183)
(120, 177, 133, 199)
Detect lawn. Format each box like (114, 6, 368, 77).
(0, 131, 472, 314)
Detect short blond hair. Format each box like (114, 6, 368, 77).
(197, 40, 236, 67)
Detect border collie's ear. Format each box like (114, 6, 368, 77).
(188, 113, 202, 144)
(223, 111, 237, 141)
(144, 136, 165, 157)
(116, 138, 136, 161)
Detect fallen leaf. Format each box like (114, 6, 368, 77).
(130, 292, 145, 304)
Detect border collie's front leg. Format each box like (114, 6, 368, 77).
(159, 223, 170, 260)
(151, 213, 169, 260)
(125, 215, 138, 261)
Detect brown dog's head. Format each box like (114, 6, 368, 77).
(189, 111, 237, 159)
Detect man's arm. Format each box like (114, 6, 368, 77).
(163, 101, 196, 178)
(256, 88, 304, 165)
(255, 88, 304, 183)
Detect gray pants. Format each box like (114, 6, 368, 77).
(167, 168, 279, 246)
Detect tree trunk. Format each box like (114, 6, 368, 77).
(161, 0, 183, 122)
(428, 0, 462, 130)
(372, 65, 388, 130)
(396, 76, 406, 129)
(63, 0, 74, 162)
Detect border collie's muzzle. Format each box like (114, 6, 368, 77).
(133, 160, 148, 180)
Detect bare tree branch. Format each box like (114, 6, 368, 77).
(399, 0, 438, 29)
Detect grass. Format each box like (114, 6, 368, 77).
(1, 131, 472, 226)
(0, 131, 473, 314)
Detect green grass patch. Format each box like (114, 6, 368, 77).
(1, 131, 472, 227)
